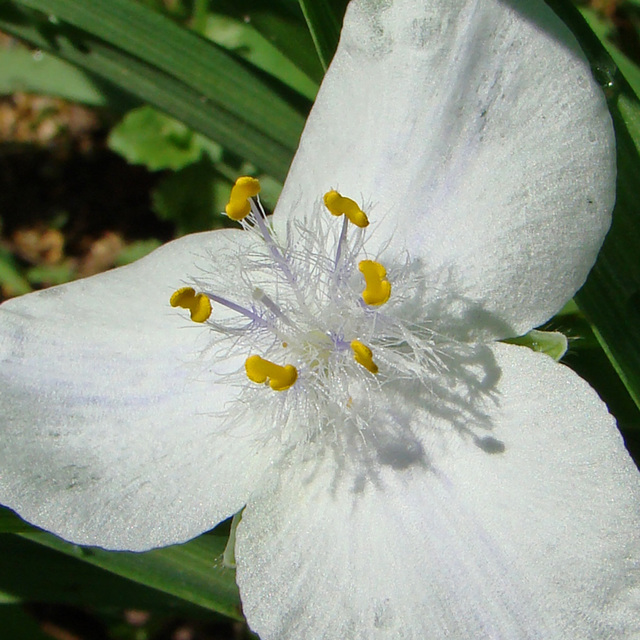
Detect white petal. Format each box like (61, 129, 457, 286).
(236, 344, 640, 639)
(274, 0, 615, 338)
(0, 230, 279, 550)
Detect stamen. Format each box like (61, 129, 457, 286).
(334, 214, 349, 268)
(323, 190, 369, 228)
(245, 355, 298, 391)
(225, 176, 261, 221)
(351, 340, 379, 374)
(170, 287, 212, 323)
(359, 260, 391, 306)
(247, 190, 302, 299)
(253, 288, 292, 325)
(207, 292, 266, 326)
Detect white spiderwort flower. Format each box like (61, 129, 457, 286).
(1, 0, 640, 637)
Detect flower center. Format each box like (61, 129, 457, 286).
(170, 176, 391, 394)
(168, 177, 502, 465)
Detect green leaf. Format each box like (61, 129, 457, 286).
(579, 7, 640, 98)
(296, 0, 348, 70)
(246, 9, 324, 84)
(204, 12, 318, 100)
(20, 527, 242, 620)
(0, 507, 32, 533)
(206, 0, 323, 83)
(109, 106, 205, 172)
(0, 534, 212, 613)
(547, 0, 640, 411)
(0, 47, 134, 109)
(0, 0, 307, 181)
(505, 329, 568, 361)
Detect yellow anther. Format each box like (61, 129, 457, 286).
(351, 340, 379, 374)
(170, 287, 212, 323)
(245, 355, 298, 391)
(359, 260, 391, 306)
(323, 190, 369, 228)
(225, 176, 261, 221)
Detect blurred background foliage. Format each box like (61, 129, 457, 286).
(0, 0, 639, 638)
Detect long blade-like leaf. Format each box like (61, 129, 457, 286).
(0, 507, 32, 533)
(21, 528, 242, 619)
(296, 0, 347, 70)
(0, 48, 134, 108)
(0, 534, 212, 613)
(1, 0, 307, 180)
(547, 0, 640, 412)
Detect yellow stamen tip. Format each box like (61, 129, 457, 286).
(245, 355, 298, 391)
(225, 176, 261, 221)
(359, 260, 391, 306)
(323, 190, 369, 228)
(170, 287, 212, 323)
(351, 340, 379, 374)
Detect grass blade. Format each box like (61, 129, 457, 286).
(20, 528, 242, 619)
(0, 534, 212, 613)
(547, 0, 640, 412)
(296, 0, 347, 70)
(1, 0, 307, 180)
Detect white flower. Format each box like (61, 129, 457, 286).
(1, 0, 639, 637)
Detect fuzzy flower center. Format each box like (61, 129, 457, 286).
(170, 177, 401, 394)
(169, 176, 492, 463)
